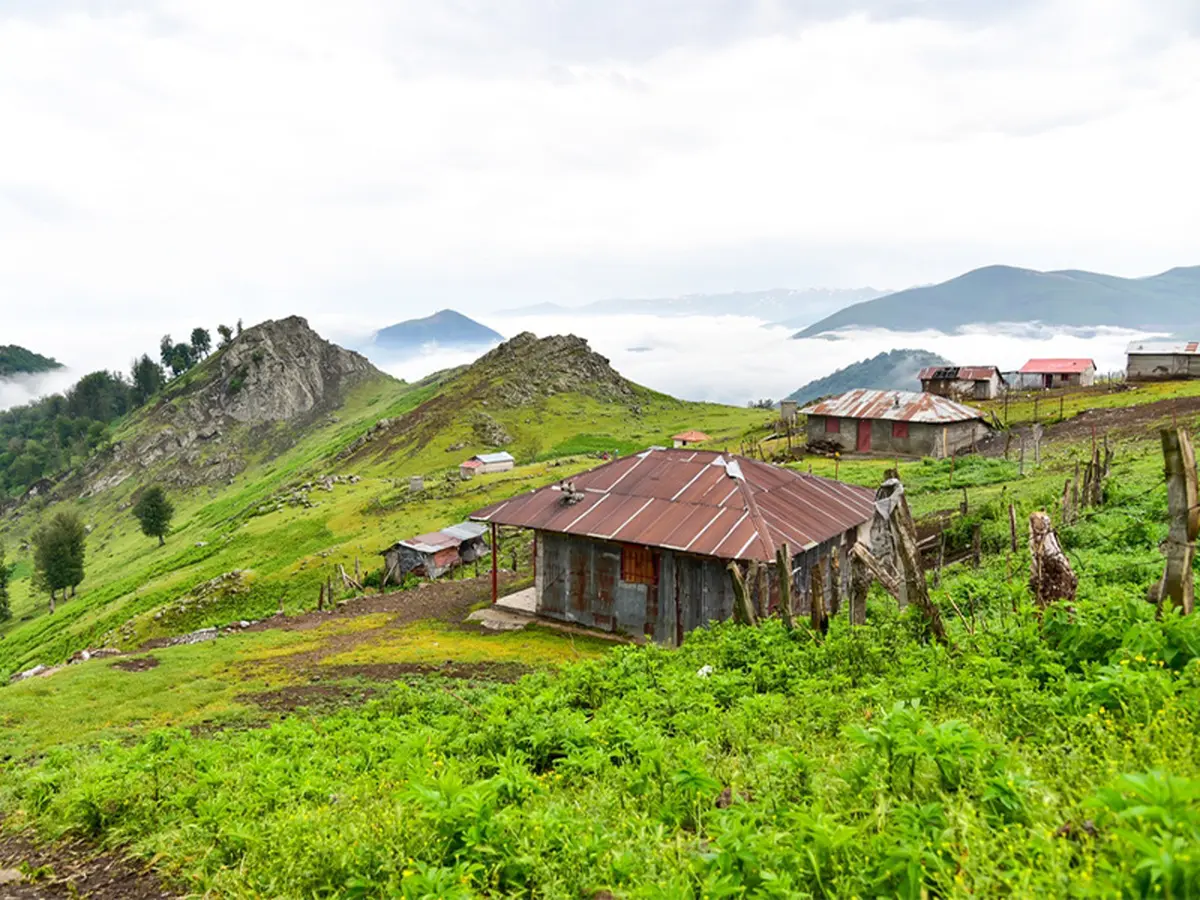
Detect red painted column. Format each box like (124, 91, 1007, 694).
(490, 522, 498, 605)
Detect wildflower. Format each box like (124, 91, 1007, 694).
(1134, 654, 1146, 663)
(696, 665, 714, 679)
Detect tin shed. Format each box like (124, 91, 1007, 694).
(381, 522, 489, 583)
(471, 448, 874, 644)
(1126, 341, 1200, 381)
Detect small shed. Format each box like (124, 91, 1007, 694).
(460, 451, 515, 478)
(918, 366, 1006, 400)
(672, 430, 711, 448)
(470, 449, 874, 644)
(381, 522, 489, 583)
(1126, 341, 1200, 382)
(799, 389, 990, 458)
(1018, 358, 1097, 389)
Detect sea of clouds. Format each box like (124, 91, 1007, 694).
(370, 312, 1154, 407)
(1, 312, 1155, 414)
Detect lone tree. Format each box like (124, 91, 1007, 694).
(217, 324, 234, 347)
(160, 334, 175, 368)
(133, 486, 174, 546)
(190, 327, 212, 359)
(0, 543, 11, 622)
(33, 511, 86, 613)
(168, 342, 196, 376)
(131, 354, 166, 405)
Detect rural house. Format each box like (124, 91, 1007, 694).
(672, 430, 711, 448)
(459, 451, 515, 478)
(799, 389, 991, 457)
(381, 522, 489, 583)
(918, 366, 1006, 400)
(1126, 341, 1200, 382)
(1018, 358, 1097, 389)
(470, 448, 874, 644)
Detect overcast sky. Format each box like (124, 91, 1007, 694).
(2, 0, 1198, 378)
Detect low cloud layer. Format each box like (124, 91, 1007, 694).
(372, 313, 1149, 406)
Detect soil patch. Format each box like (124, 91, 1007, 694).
(238, 683, 379, 715)
(110, 656, 159, 673)
(979, 394, 1200, 457)
(243, 572, 521, 635)
(320, 661, 532, 683)
(0, 830, 176, 899)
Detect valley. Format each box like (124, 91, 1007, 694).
(2, 317, 1200, 899)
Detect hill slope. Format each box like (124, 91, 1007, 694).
(372, 309, 502, 355)
(0, 345, 62, 377)
(794, 265, 1200, 337)
(0, 328, 768, 679)
(786, 349, 953, 405)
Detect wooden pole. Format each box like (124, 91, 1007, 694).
(829, 548, 842, 617)
(1156, 427, 1198, 615)
(810, 557, 827, 634)
(849, 549, 869, 625)
(490, 522, 498, 605)
(776, 544, 794, 630)
(872, 478, 948, 645)
(971, 524, 982, 569)
(728, 562, 757, 626)
(1019, 438, 1026, 476)
(1009, 502, 1019, 554)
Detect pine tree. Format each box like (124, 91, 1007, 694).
(0, 543, 11, 622)
(132, 486, 174, 546)
(131, 354, 166, 405)
(33, 511, 86, 612)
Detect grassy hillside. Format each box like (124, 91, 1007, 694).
(795, 264, 1200, 337)
(1, 379, 1199, 897)
(0, 344, 62, 377)
(0, 331, 770, 681)
(785, 348, 951, 405)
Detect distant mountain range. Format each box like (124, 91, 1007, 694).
(499, 288, 888, 325)
(371, 310, 503, 356)
(785, 349, 952, 405)
(794, 265, 1200, 338)
(0, 345, 62, 378)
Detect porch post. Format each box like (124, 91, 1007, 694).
(490, 522, 498, 605)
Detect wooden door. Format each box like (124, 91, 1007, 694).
(856, 420, 872, 453)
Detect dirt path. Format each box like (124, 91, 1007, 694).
(979, 394, 1200, 457)
(0, 831, 175, 899)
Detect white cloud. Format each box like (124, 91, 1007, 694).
(0, 0, 1197, 377)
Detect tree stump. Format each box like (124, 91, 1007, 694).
(776, 543, 795, 630)
(1155, 427, 1198, 615)
(1029, 512, 1077, 609)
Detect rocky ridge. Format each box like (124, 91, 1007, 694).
(82, 317, 384, 493)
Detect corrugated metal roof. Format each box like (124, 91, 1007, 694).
(918, 366, 1005, 382)
(672, 430, 711, 442)
(474, 452, 515, 464)
(1126, 340, 1200, 355)
(460, 459, 483, 469)
(1019, 358, 1096, 374)
(392, 521, 487, 554)
(798, 390, 986, 424)
(469, 448, 874, 563)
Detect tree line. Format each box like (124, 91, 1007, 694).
(0, 320, 243, 497)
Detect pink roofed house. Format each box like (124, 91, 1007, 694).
(1019, 358, 1097, 389)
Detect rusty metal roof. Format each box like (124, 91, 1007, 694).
(1126, 340, 1200, 355)
(390, 521, 487, 555)
(671, 430, 711, 442)
(918, 366, 1005, 383)
(799, 389, 986, 424)
(469, 448, 873, 563)
(1019, 358, 1096, 374)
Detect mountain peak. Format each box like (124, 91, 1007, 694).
(372, 309, 502, 355)
(0, 345, 63, 378)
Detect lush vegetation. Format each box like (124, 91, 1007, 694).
(3, 585, 1199, 898)
(0, 344, 62, 378)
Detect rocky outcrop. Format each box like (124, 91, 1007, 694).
(470, 333, 636, 405)
(82, 317, 383, 493)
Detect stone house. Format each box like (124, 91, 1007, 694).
(1018, 359, 1097, 389)
(918, 366, 1006, 400)
(800, 389, 990, 458)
